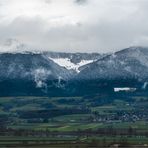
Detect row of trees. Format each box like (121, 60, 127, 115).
(0, 126, 147, 137)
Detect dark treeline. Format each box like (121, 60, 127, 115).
(0, 77, 146, 97)
(18, 108, 90, 119)
(0, 127, 147, 137)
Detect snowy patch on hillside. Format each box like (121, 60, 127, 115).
(114, 87, 137, 92)
(49, 57, 94, 73)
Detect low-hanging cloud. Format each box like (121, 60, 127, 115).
(0, 0, 148, 53)
(74, 0, 88, 5)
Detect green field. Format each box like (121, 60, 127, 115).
(0, 94, 148, 147)
(0, 136, 147, 148)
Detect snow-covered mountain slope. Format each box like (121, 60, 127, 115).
(45, 52, 103, 73)
(0, 39, 104, 73)
(1, 39, 148, 83)
(48, 57, 94, 73)
(0, 53, 73, 89)
(77, 47, 148, 81)
(0, 45, 148, 96)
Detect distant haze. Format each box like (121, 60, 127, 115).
(0, 0, 148, 53)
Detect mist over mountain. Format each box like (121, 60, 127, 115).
(0, 45, 147, 96)
(77, 47, 148, 81)
(0, 52, 74, 96)
(70, 46, 148, 95)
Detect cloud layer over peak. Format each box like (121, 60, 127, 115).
(0, 0, 148, 53)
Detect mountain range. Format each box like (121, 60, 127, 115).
(0, 42, 148, 96)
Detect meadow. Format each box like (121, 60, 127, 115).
(0, 92, 148, 147)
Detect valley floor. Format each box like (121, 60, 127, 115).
(0, 92, 148, 147)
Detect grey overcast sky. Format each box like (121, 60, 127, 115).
(0, 0, 148, 53)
